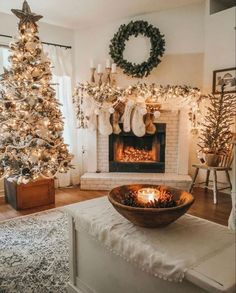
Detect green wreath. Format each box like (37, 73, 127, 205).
(109, 20, 165, 78)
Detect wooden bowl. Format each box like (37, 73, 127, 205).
(108, 184, 194, 228)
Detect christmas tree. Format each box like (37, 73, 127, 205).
(0, 1, 73, 184)
(198, 86, 236, 155)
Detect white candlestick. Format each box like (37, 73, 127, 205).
(97, 64, 102, 73)
(106, 59, 111, 68)
(111, 63, 116, 73)
(90, 59, 95, 68)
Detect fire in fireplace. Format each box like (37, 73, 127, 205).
(109, 123, 166, 173)
(116, 145, 156, 162)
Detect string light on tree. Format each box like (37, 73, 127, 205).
(0, 0, 73, 184)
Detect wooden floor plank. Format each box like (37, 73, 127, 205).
(0, 186, 232, 226)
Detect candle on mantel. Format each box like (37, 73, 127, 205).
(111, 63, 116, 73)
(137, 188, 160, 204)
(90, 59, 95, 68)
(106, 59, 111, 68)
(97, 64, 102, 74)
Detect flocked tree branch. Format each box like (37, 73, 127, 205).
(198, 86, 236, 155)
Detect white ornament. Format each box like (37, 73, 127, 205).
(109, 107, 115, 114)
(94, 108, 100, 115)
(154, 111, 161, 118)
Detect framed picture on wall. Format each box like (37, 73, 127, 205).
(213, 67, 236, 94)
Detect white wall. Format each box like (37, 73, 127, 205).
(203, 3, 235, 92)
(74, 2, 205, 86)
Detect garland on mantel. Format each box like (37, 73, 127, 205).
(73, 82, 203, 137)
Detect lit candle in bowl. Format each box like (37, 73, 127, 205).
(137, 188, 160, 204)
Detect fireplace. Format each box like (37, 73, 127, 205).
(81, 110, 192, 191)
(109, 123, 166, 173)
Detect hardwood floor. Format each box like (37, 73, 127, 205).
(0, 186, 232, 226)
(0, 187, 105, 222)
(188, 187, 232, 226)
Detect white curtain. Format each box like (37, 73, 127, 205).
(44, 45, 72, 77)
(0, 46, 10, 74)
(43, 45, 79, 187)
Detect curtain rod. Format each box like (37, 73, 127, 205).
(0, 34, 72, 49)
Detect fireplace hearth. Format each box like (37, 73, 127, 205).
(109, 123, 166, 173)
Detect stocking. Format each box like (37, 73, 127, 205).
(112, 110, 121, 134)
(122, 100, 135, 132)
(98, 109, 113, 136)
(85, 102, 97, 131)
(145, 113, 156, 135)
(131, 104, 147, 137)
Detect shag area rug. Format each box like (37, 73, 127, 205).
(0, 209, 69, 293)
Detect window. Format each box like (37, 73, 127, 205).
(0, 46, 10, 74)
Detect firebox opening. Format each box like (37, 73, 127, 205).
(109, 123, 166, 173)
(114, 136, 159, 163)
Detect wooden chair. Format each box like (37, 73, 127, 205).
(189, 141, 234, 204)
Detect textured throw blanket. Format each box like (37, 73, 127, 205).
(65, 197, 235, 282)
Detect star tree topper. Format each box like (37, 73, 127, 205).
(11, 0, 43, 28)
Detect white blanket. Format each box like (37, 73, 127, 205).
(64, 197, 235, 283)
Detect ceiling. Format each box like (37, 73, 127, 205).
(0, 0, 203, 29)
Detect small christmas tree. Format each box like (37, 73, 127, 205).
(198, 86, 236, 156)
(0, 1, 73, 184)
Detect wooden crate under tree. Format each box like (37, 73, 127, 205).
(4, 178, 55, 210)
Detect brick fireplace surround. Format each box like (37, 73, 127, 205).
(81, 109, 192, 190)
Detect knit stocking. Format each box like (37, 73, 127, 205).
(98, 109, 113, 136)
(145, 113, 156, 135)
(112, 110, 121, 134)
(131, 104, 147, 137)
(122, 100, 135, 132)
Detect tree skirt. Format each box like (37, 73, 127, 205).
(0, 210, 69, 293)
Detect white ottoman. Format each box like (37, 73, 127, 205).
(65, 197, 235, 293)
